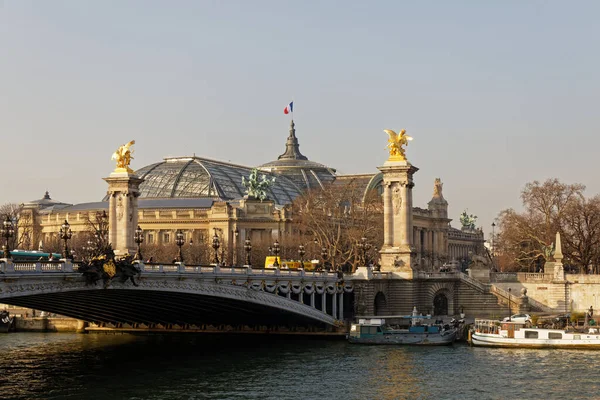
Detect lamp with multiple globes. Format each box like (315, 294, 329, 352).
(1, 216, 14, 258)
(175, 230, 185, 263)
(134, 225, 144, 261)
(244, 238, 252, 266)
(212, 228, 220, 265)
(59, 220, 73, 259)
(272, 239, 280, 268)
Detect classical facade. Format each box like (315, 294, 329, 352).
(18, 121, 484, 268)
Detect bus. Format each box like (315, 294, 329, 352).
(8, 250, 63, 261)
(264, 256, 316, 271)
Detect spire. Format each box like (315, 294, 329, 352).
(277, 120, 308, 161)
(554, 231, 563, 262)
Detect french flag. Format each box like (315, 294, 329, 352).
(284, 101, 293, 114)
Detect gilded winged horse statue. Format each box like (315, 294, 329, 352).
(111, 140, 135, 172)
(384, 129, 412, 161)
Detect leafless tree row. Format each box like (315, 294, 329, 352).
(496, 179, 600, 273)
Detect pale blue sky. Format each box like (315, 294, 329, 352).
(2, 1, 600, 236)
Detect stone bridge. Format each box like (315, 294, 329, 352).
(0, 260, 352, 333)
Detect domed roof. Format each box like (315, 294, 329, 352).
(23, 191, 72, 212)
(257, 120, 336, 189)
(134, 156, 303, 205)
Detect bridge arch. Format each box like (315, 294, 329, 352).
(0, 276, 340, 328)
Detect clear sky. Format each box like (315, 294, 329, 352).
(2, 1, 600, 236)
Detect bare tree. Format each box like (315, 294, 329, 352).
(291, 181, 383, 271)
(561, 195, 600, 274)
(497, 179, 590, 272)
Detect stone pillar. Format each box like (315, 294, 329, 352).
(378, 161, 419, 278)
(311, 291, 315, 307)
(383, 183, 393, 247)
(332, 292, 337, 318)
(338, 292, 344, 320)
(104, 172, 144, 256)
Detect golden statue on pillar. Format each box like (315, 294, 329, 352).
(111, 140, 136, 173)
(384, 129, 412, 161)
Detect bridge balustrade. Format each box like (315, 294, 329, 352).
(0, 261, 74, 273)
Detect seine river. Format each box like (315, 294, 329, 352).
(0, 333, 598, 400)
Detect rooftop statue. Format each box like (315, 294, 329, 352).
(111, 140, 135, 173)
(384, 129, 412, 161)
(433, 178, 444, 198)
(459, 210, 477, 230)
(242, 169, 275, 201)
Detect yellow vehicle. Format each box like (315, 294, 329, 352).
(264, 256, 316, 271)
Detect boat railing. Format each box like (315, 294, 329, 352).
(473, 318, 501, 334)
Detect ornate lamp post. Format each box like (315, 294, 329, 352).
(321, 247, 328, 270)
(175, 230, 185, 263)
(508, 287, 512, 321)
(234, 227, 239, 266)
(134, 226, 144, 261)
(59, 220, 73, 260)
(491, 222, 496, 270)
(244, 238, 252, 266)
(212, 228, 220, 265)
(298, 244, 306, 266)
(313, 237, 318, 260)
(1, 216, 14, 258)
(272, 239, 280, 268)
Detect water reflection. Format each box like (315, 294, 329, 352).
(1, 334, 599, 399)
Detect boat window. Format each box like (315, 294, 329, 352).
(548, 332, 562, 339)
(361, 326, 378, 335)
(377, 327, 383, 333)
(574, 335, 581, 340)
(524, 331, 539, 339)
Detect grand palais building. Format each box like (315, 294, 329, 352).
(19, 121, 483, 269)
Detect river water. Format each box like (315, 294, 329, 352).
(0, 333, 598, 399)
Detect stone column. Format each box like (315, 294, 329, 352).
(322, 293, 327, 313)
(338, 292, 344, 320)
(383, 183, 393, 247)
(377, 160, 419, 278)
(104, 172, 144, 256)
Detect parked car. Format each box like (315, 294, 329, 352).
(503, 313, 531, 323)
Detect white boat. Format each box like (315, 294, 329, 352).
(471, 319, 600, 349)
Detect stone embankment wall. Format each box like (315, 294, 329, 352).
(494, 274, 600, 313)
(14, 317, 79, 332)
